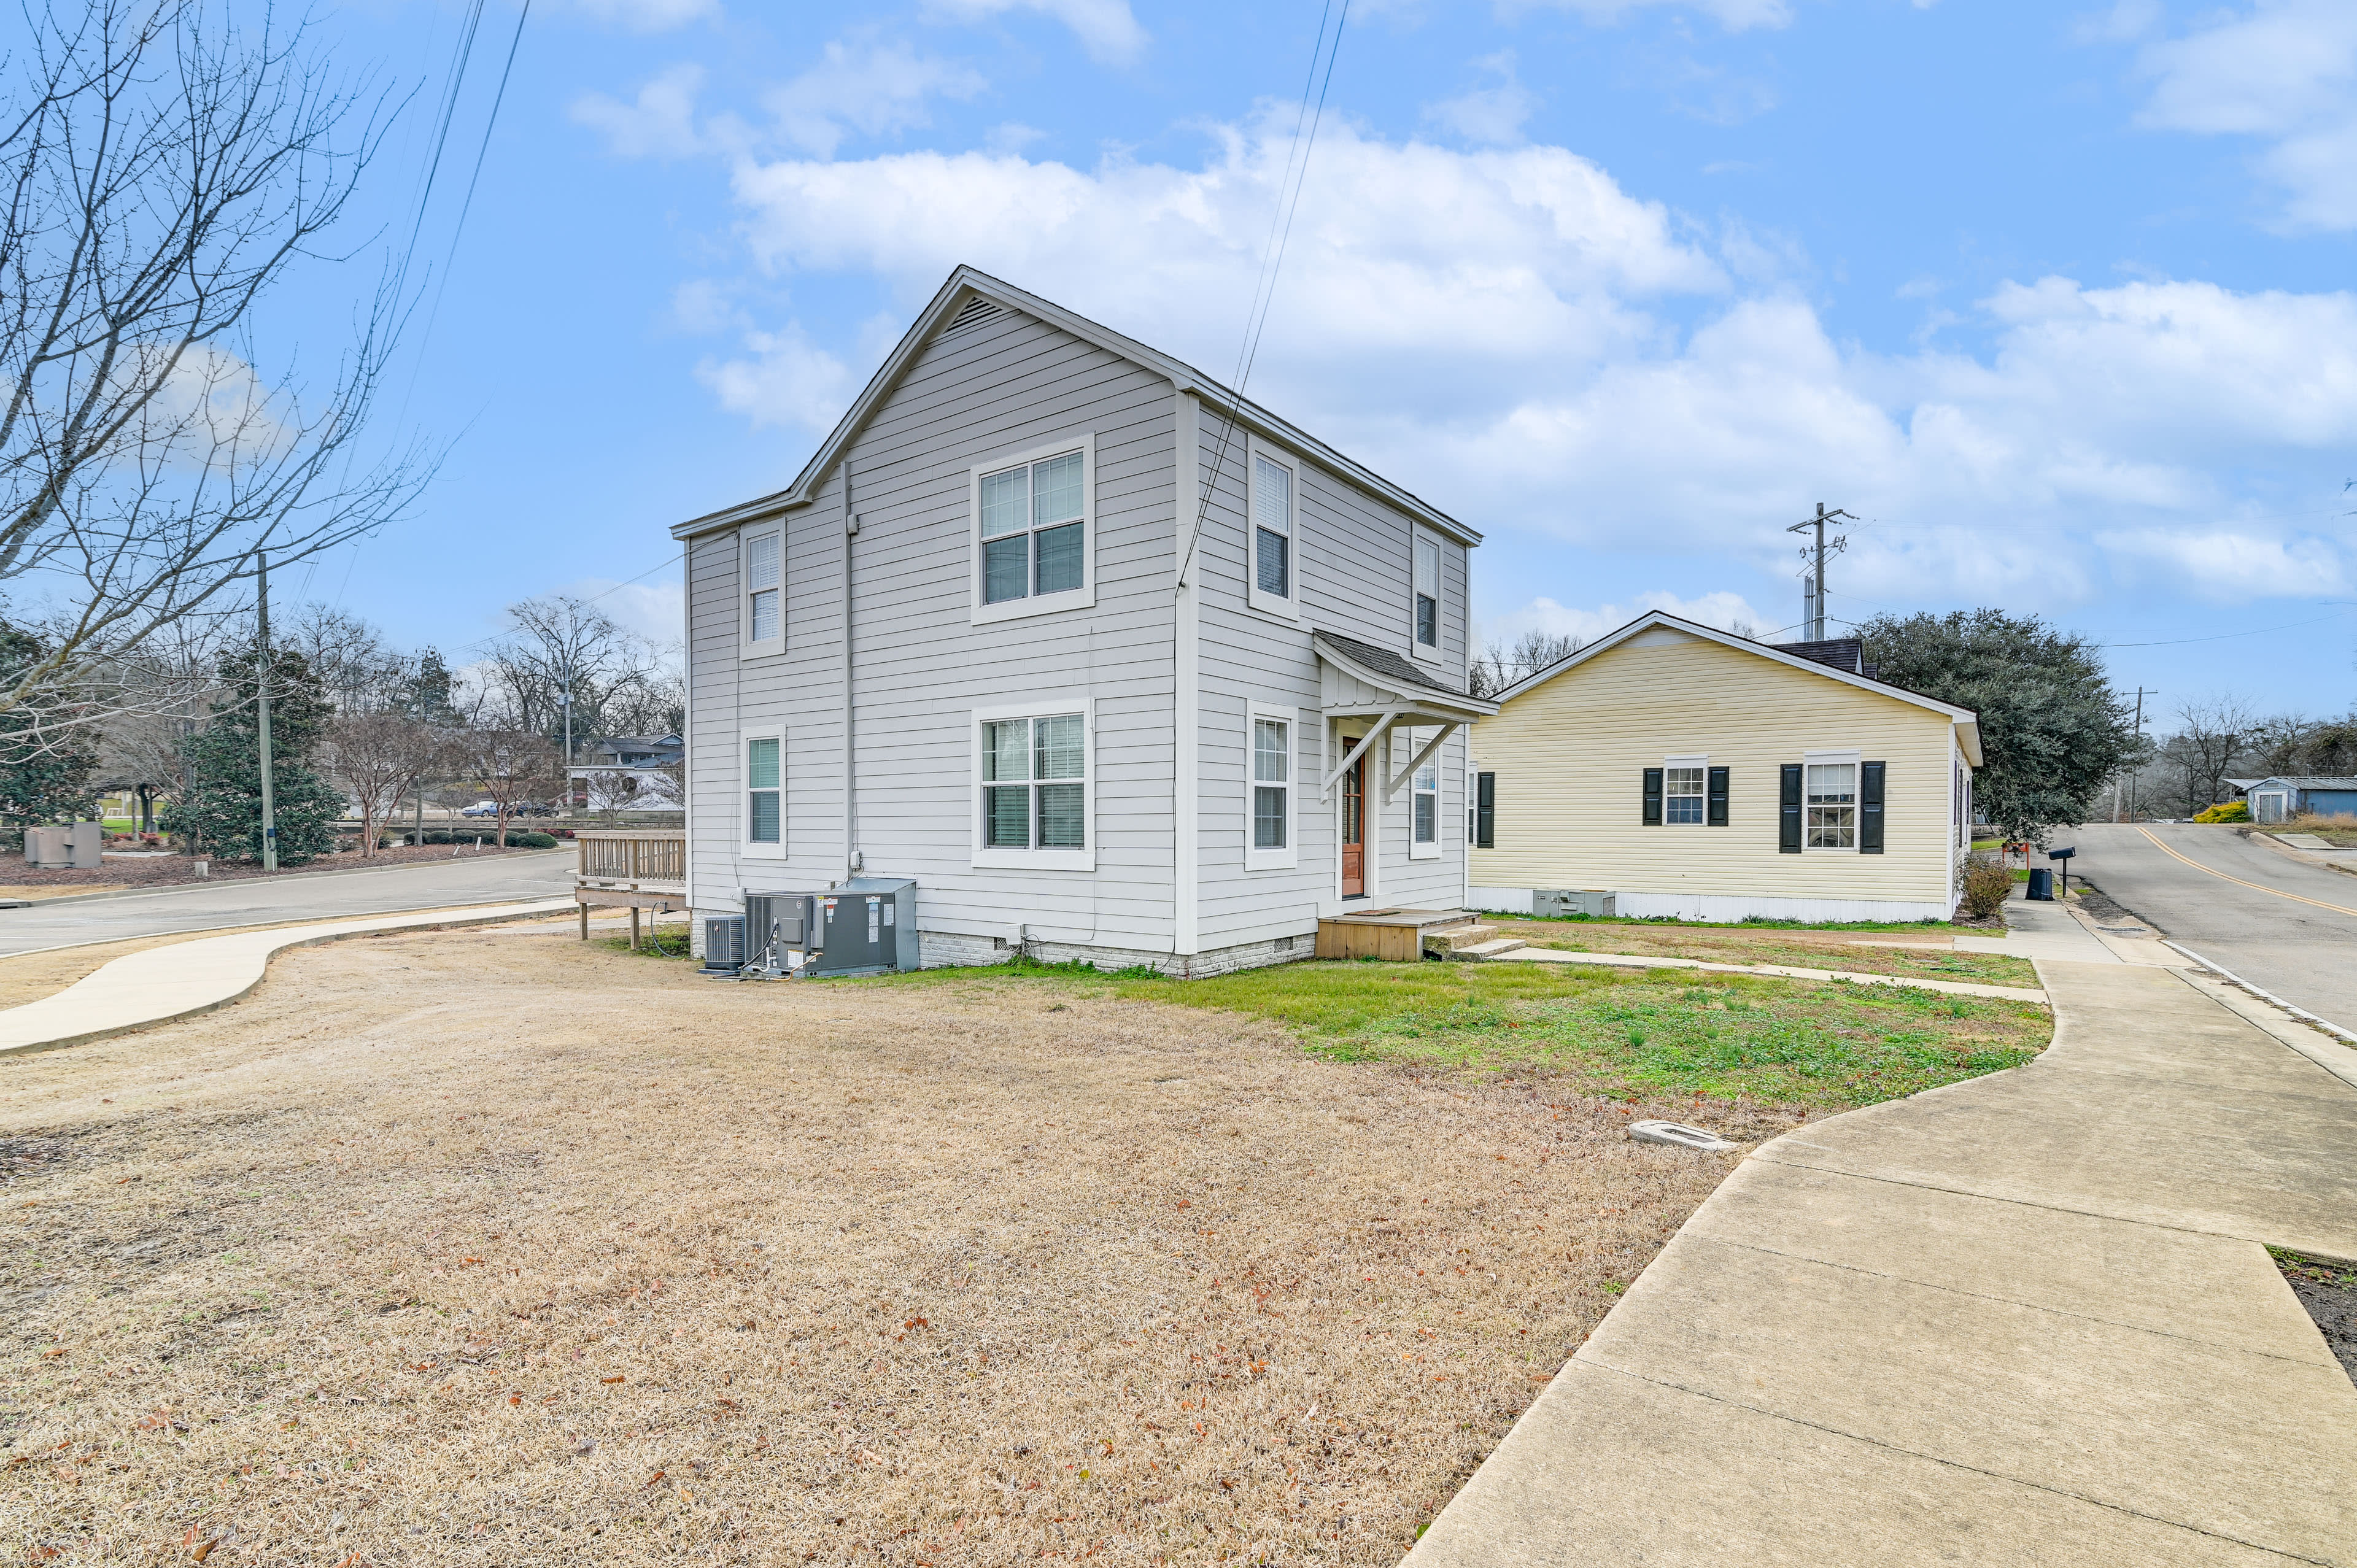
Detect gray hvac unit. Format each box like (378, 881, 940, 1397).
(816, 878, 918, 975)
(743, 892, 818, 965)
(1532, 889, 1616, 919)
(702, 916, 746, 972)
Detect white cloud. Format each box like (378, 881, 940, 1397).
(560, 0, 719, 31)
(922, 0, 1148, 65)
(1501, 0, 1793, 31)
(713, 115, 2357, 608)
(2135, 0, 2357, 230)
(696, 323, 853, 432)
(2093, 528, 2350, 600)
(1423, 52, 1539, 146)
(768, 41, 988, 159)
(571, 63, 706, 159)
(1482, 590, 1769, 651)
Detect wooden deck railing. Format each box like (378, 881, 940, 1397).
(575, 830, 686, 889)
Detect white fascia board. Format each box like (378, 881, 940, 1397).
(671, 265, 1484, 549)
(1495, 609, 1980, 728)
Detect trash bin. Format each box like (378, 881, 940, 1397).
(2026, 868, 2054, 902)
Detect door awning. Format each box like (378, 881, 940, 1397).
(1313, 631, 1498, 727)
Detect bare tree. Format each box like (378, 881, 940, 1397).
(283, 602, 406, 714)
(1471, 630, 1585, 697)
(460, 729, 562, 850)
(2166, 698, 2259, 814)
(0, 1, 430, 740)
(321, 711, 446, 857)
(482, 595, 678, 754)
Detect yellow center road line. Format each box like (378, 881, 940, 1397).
(2134, 826, 2357, 919)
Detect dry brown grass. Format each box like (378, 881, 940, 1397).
(0, 932, 1796, 1566)
(1488, 917, 2039, 989)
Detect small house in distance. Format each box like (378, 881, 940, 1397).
(671, 266, 1494, 973)
(1468, 613, 1981, 922)
(2227, 776, 2357, 824)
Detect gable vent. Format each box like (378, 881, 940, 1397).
(940, 296, 1008, 338)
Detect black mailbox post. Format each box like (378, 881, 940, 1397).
(2047, 846, 2075, 897)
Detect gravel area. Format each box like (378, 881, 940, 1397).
(0, 931, 1776, 1566)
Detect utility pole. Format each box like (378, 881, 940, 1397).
(1787, 502, 1854, 641)
(256, 554, 278, 873)
(2124, 687, 2157, 822)
(559, 660, 573, 814)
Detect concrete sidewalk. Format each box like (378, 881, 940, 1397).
(0, 900, 573, 1056)
(1405, 959, 2357, 1566)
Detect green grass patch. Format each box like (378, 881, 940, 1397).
(598, 928, 695, 960)
(884, 957, 2049, 1110)
(1486, 911, 1953, 933)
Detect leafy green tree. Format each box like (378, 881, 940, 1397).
(402, 646, 460, 725)
(1857, 609, 2138, 845)
(0, 623, 95, 825)
(161, 644, 343, 863)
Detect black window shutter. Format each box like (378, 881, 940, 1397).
(1779, 764, 1803, 853)
(1706, 766, 1730, 827)
(1474, 771, 1495, 849)
(1642, 767, 1663, 826)
(1860, 761, 1886, 853)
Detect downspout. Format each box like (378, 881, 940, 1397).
(843, 463, 860, 881)
(1172, 388, 1201, 965)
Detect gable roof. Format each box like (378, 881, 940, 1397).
(670, 266, 1481, 547)
(2232, 775, 2357, 793)
(1312, 631, 1498, 719)
(1496, 610, 1983, 766)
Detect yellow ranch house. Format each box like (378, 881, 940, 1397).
(1469, 612, 1982, 922)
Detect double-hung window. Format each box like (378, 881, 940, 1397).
(742, 525, 783, 655)
(1412, 738, 1441, 854)
(1246, 441, 1298, 617)
(1245, 703, 1297, 870)
(745, 733, 783, 854)
(972, 438, 1093, 623)
(1665, 763, 1706, 824)
(975, 701, 1093, 869)
(1414, 531, 1441, 650)
(1807, 760, 1858, 849)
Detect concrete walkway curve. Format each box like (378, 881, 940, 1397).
(0, 900, 573, 1057)
(1406, 959, 2357, 1567)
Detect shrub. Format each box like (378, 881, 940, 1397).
(2193, 800, 2249, 823)
(1958, 854, 2014, 920)
(515, 831, 559, 848)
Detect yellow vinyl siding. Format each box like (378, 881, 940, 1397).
(1471, 633, 1958, 905)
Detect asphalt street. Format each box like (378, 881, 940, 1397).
(0, 851, 576, 958)
(2057, 823, 2357, 1033)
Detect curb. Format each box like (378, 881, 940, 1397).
(2159, 939, 2357, 1047)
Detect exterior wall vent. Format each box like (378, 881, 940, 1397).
(940, 296, 1007, 338)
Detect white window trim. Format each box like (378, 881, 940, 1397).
(1244, 436, 1300, 622)
(1407, 725, 1443, 859)
(969, 433, 1097, 627)
(1411, 526, 1445, 663)
(742, 727, 784, 859)
(1663, 752, 1708, 828)
(740, 523, 784, 658)
(1803, 748, 1862, 855)
(970, 693, 1096, 871)
(1245, 700, 1299, 871)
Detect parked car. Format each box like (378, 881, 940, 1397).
(460, 800, 557, 818)
(459, 800, 499, 817)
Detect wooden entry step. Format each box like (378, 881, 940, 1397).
(1315, 908, 1485, 962)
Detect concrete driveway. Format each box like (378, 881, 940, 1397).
(2056, 823, 2357, 1034)
(0, 851, 576, 958)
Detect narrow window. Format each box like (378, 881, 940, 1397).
(1413, 738, 1440, 844)
(982, 714, 1086, 850)
(1414, 533, 1440, 647)
(746, 736, 781, 844)
(745, 530, 781, 646)
(980, 450, 1086, 605)
(1253, 717, 1288, 849)
(1807, 762, 1858, 849)
(1665, 766, 1705, 824)
(1253, 455, 1291, 600)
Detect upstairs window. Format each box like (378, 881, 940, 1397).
(1246, 442, 1299, 617)
(983, 714, 1086, 850)
(743, 526, 782, 654)
(1414, 532, 1441, 648)
(972, 438, 1094, 624)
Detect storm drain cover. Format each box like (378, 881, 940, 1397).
(1628, 1120, 1737, 1153)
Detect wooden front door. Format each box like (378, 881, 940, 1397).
(1341, 753, 1366, 897)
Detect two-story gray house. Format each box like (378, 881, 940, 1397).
(674, 266, 1495, 975)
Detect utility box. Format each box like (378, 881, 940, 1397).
(1532, 889, 1615, 919)
(743, 893, 817, 962)
(67, 821, 104, 868)
(24, 827, 69, 869)
(816, 878, 918, 975)
(702, 916, 746, 973)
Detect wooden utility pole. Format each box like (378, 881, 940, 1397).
(257, 555, 278, 872)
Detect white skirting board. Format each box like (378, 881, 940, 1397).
(1469, 884, 1956, 925)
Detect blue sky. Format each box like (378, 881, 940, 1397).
(247, 0, 2356, 720)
